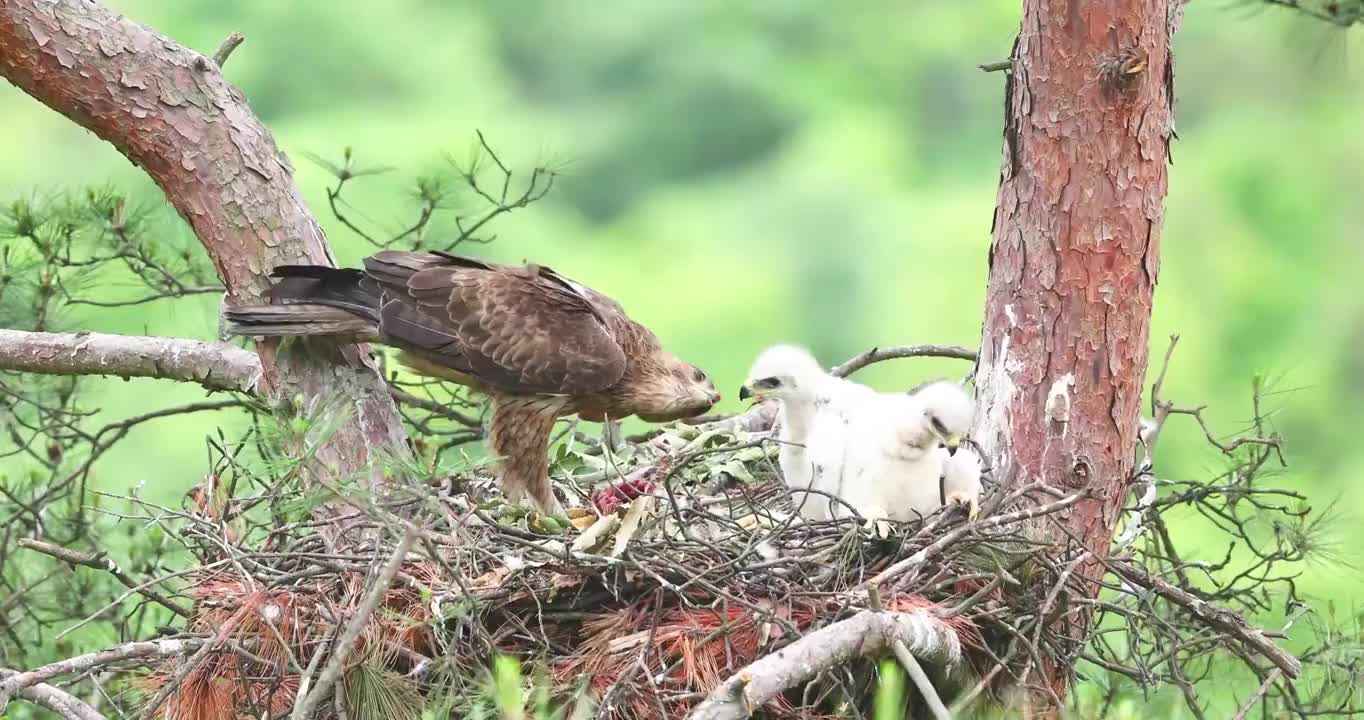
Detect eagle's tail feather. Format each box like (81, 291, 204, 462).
(223, 265, 381, 339)
(222, 304, 378, 338)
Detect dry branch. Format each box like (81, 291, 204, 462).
(0, 639, 202, 712)
(687, 609, 962, 720)
(1231, 668, 1282, 720)
(0, 329, 261, 394)
(1110, 561, 1302, 679)
(829, 344, 977, 378)
(0, 669, 106, 720)
(891, 639, 952, 720)
(211, 31, 244, 67)
(867, 487, 1088, 588)
(291, 527, 419, 720)
(17, 538, 190, 618)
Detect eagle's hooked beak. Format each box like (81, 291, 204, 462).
(942, 434, 962, 455)
(738, 384, 753, 401)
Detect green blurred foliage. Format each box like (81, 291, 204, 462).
(2, 0, 1362, 715)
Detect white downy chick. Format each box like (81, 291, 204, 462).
(826, 380, 983, 530)
(739, 344, 876, 520)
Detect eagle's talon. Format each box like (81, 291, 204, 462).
(860, 509, 894, 539)
(945, 491, 979, 520)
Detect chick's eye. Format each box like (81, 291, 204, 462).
(755, 377, 780, 390)
(930, 417, 949, 435)
(693, 368, 707, 382)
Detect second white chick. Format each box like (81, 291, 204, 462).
(836, 381, 983, 524)
(807, 379, 983, 536)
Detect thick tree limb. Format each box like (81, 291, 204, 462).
(0, 0, 406, 485)
(0, 670, 106, 720)
(687, 609, 961, 720)
(0, 329, 261, 394)
(0, 639, 202, 712)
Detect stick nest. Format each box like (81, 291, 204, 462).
(136, 416, 1071, 720)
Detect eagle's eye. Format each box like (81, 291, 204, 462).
(755, 377, 780, 390)
(693, 368, 707, 382)
(930, 416, 949, 435)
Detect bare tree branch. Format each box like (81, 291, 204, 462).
(830, 344, 977, 378)
(1110, 561, 1302, 678)
(0, 329, 261, 394)
(0, 670, 106, 720)
(1231, 668, 1282, 720)
(687, 609, 961, 720)
(891, 638, 952, 720)
(17, 538, 190, 618)
(211, 31, 244, 67)
(0, 639, 202, 712)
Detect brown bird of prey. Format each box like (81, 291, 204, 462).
(225, 250, 720, 515)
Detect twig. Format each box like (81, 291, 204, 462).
(1110, 561, 1302, 678)
(830, 344, 977, 378)
(1149, 334, 1180, 418)
(1231, 668, 1282, 720)
(388, 386, 482, 427)
(978, 60, 1013, 72)
(867, 489, 1087, 588)
(0, 669, 106, 720)
(0, 639, 202, 712)
(136, 634, 223, 720)
(57, 560, 232, 641)
(891, 639, 951, 720)
(17, 538, 190, 617)
(1165, 404, 1286, 465)
(290, 526, 418, 720)
(212, 32, 244, 67)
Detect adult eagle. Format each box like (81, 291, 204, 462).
(225, 250, 720, 514)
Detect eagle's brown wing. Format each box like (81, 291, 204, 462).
(362, 251, 628, 396)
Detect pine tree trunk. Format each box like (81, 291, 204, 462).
(0, 0, 408, 488)
(972, 0, 1179, 711)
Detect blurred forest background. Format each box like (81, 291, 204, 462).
(2, 0, 1362, 713)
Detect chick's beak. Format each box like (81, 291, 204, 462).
(738, 385, 753, 401)
(943, 434, 962, 454)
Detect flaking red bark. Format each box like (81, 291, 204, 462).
(0, 0, 407, 485)
(973, 0, 1176, 708)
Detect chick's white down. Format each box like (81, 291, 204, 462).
(742, 345, 982, 524)
(740, 345, 836, 517)
(808, 381, 981, 523)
